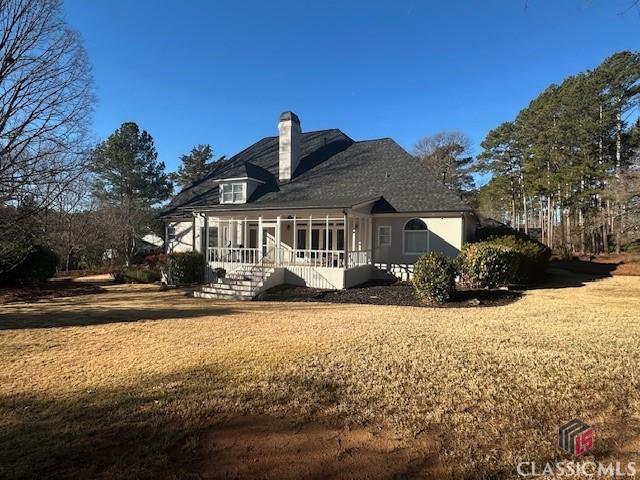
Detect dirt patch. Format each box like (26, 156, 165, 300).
(197, 415, 443, 480)
(260, 281, 521, 308)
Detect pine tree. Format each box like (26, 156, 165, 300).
(172, 144, 224, 189)
(92, 122, 172, 263)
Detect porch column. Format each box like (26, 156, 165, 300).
(343, 213, 348, 268)
(368, 217, 373, 253)
(332, 222, 337, 250)
(352, 217, 357, 251)
(258, 216, 263, 256)
(276, 215, 281, 265)
(243, 217, 248, 248)
(325, 215, 329, 251)
(293, 216, 297, 250)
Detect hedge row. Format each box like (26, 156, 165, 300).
(412, 235, 550, 304)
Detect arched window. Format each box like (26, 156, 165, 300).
(403, 218, 428, 254)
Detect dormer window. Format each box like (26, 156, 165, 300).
(220, 182, 245, 204)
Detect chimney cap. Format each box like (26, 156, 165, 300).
(279, 111, 300, 124)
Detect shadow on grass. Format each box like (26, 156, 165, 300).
(0, 303, 239, 330)
(0, 364, 443, 480)
(0, 366, 228, 480)
(521, 261, 619, 291)
(0, 279, 112, 305)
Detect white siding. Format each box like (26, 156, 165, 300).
(167, 220, 194, 253)
(372, 214, 464, 281)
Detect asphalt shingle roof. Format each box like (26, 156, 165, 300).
(163, 128, 470, 217)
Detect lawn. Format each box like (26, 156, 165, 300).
(1, 270, 639, 479)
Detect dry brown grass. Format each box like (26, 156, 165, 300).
(1, 270, 640, 479)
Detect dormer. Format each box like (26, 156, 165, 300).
(215, 177, 266, 204)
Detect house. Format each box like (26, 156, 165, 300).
(162, 112, 475, 299)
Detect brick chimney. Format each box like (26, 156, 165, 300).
(278, 111, 301, 181)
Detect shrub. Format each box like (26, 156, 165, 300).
(143, 254, 168, 269)
(486, 235, 551, 284)
(413, 252, 457, 304)
(163, 251, 204, 285)
(0, 243, 58, 285)
(625, 240, 640, 254)
(476, 225, 524, 242)
(114, 266, 161, 284)
(459, 242, 519, 289)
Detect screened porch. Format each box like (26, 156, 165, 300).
(199, 213, 372, 270)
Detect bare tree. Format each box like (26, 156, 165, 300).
(0, 0, 93, 273)
(414, 131, 476, 194)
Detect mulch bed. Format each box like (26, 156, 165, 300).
(260, 280, 522, 308)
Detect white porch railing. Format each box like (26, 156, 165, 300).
(206, 247, 371, 269)
(347, 249, 371, 268)
(208, 247, 260, 264)
(281, 249, 345, 268)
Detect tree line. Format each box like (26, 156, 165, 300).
(0, 0, 222, 275)
(415, 52, 640, 255)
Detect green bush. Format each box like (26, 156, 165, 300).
(486, 235, 551, 284)
(164, 251, 204, 285)
(0, 243, 58, 285)
(625, 240, 640, 254)
(459, 242, 519, 289)
(413, 252, 457, 304)
(114, 266, 161, 284)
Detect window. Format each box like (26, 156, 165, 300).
(336, 229, 345, 251)
(208, 226, 218, 248)
(377, 225, 392, 247)
(403, 218, 428, 254)
(311, 229, 320, 250)
(220, 182, 245, 204)
(167, 225, 176, 242)
(296, 229, 307, 250)
(249, 229, 258, 248)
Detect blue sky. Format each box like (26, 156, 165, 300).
(63, 0, 639, 179)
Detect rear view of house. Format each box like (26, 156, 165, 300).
(162, 112, 475, 298)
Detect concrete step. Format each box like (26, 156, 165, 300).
(202, 283, 256, 293)
(194, 290, 255, 301)
(198, 287, 254, 296)
(212, 278, 254, 287)
(198, 267, 275, 301)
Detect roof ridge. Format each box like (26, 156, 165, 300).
(354, 137, 394, 143)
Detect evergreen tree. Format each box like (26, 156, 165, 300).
(477, 51, 640, 254)
(92, 122, 172, 263)
(172, 144, 224, 188)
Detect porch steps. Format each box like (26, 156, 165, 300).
(194, 267, 275, 300)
